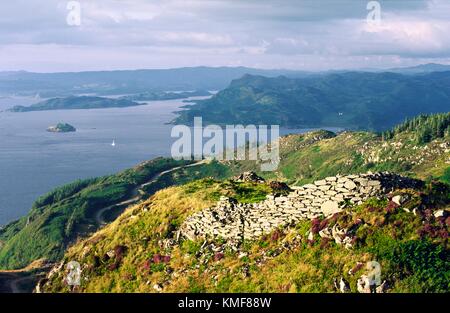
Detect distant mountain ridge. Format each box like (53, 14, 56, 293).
(1, 63, 449, 97)
(387, 63, 450, 74)
(119, 90, 211, 101)
(173, 71, 450, 130)
(0, 67, 309, 97)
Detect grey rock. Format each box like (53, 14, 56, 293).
(321, 200, 341, 216)
(344, 180, 357, 190)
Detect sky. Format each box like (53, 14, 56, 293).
(1, 0, 450, 72)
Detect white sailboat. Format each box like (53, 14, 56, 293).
(111, 139, 116, 147)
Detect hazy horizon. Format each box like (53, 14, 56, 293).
(1, 0, 450, 72)
(2, 62, 450, 75)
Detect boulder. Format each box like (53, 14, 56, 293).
(392, 195, 405, 206)
(314, 179, 327, 186)
(344, 180, 357, 190)
(321, 200, 341, 216)
(269, 181, 291, 192)
(233, 171, 265, 183)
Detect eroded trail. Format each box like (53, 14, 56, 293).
(95, 161, 206, 226)
(0, 259, 50, 293)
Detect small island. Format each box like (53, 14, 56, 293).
(9, 96, 143, 112)
(47, 123, 76, 133)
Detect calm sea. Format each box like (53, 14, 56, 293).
(0, 96, 341, 226)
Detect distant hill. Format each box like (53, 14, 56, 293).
(119, 90, 211, 101)
(2, 64, 450, 97)
(9, 96, 143, 112)
(0, 67, 308, 97)
(173, 71, 450, 130)
(387, 63, 450, 74)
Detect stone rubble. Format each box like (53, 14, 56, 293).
(179, 172, 423, 241)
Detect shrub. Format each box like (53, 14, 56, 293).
(152, 254, 170, 264)
(213, 252, 224, 261)
(114, 245, 127, 262)
(270, 229, 283, 242)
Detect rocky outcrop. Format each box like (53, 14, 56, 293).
(233, 171, 265, 183)
(179, 172, 423, 241)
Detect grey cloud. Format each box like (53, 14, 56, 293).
(0, 0, 449, 72)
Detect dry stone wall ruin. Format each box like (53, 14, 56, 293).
(179, 172, 423, 241)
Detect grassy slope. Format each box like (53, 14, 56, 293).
(2, 113, 449, 271)
(42, 179, 449, 293)
(2, 126, 448, 270)
(0, 158, 193, 269)
(36, 117, 450, 292)
(226, 129, 450, 185)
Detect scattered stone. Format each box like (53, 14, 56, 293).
(238, 252, 248, 259)
(357, 275, 370, 293)
(392, 195, 405, 206)
(153, 283, 163, 292)
(376, 281, 387, 293)
(339, 277, 350, 293)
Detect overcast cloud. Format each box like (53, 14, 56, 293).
(0, 0, 449, 72)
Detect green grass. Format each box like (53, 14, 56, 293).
(142, 160, 232, 195)
(440, 167, 450, 184)
(2, 115, 449, 273)
(0, 157, 192, 269)
(42, 180, 449, 293)
(227, 128, 449, 185)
